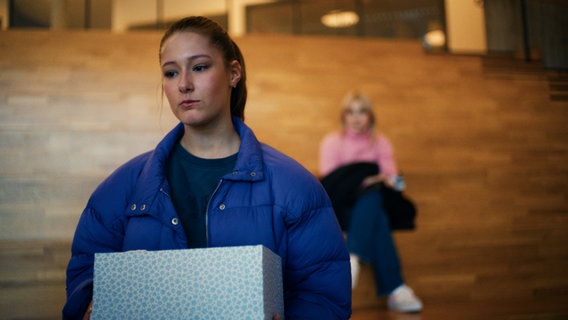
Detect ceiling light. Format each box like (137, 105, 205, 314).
(321, 10, 360, 28)
(424, 29, 446, 48)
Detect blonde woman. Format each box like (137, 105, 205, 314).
(319, 91, 422, 313)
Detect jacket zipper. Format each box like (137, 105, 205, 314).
(205, 179, 223, 247)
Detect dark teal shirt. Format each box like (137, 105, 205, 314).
(166, 143, 237, 248)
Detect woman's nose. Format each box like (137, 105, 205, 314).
(178, 73, 193, 93)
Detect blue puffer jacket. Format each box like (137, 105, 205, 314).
(63, 117, 351, 319)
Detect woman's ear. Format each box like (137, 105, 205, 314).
(229, 60, 242, 88)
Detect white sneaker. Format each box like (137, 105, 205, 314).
(349, 254, 360, 289)
(387, 284, 423, 313)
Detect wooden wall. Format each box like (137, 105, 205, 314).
(1, 30, 567, 318)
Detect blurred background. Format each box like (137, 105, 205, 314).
(1, 1, 567, 319)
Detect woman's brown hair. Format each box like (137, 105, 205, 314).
(159, 16, 247, 120)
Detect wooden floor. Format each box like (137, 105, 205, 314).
(1, 30, 568, 319)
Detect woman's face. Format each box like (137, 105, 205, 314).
(160, 31, 241, 128)
(343, 100, 371, 133)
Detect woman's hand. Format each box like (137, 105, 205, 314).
(273, 313, 282, 320)
(361, 174, 387, 189)
(82, 301, 93, 320)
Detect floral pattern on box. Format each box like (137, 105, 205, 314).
(92, 245, 283, 320)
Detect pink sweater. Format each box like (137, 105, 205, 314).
(319, 129, 398, 178)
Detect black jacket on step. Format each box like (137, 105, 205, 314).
(320, 162, 416, 231)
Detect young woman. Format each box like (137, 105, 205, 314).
(319, 91, 422, 313)
(63, 16, 351, 320)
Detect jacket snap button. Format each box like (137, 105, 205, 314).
(140, 204, 146, 211)
(130, 204, 137, 211)
(250, 172, 256, 177)
(219, 204, 226, 210)
(171, 218, 179, 225)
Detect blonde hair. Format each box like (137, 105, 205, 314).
(340, 90, 376, 129)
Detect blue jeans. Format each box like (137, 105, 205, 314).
(346, 188, 404, 296)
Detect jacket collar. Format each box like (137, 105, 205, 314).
(130, 117, 265, 213)
(228, 116, 265, 182)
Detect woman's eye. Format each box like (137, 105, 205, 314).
(163, 70, 177, 78)
(193, 64, 209, 72)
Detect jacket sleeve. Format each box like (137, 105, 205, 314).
(63, 206, 126, 319)
(375, 134, 398, 178)
(62, 169, 134, 319)
(282, 173, 352, 319)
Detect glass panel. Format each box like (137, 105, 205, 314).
(299, 0, 359, 37)
(245, 0, 445, 42)
(247, 2, 294, 35)
(9, 0, 52, 28)
(362, 0, 443, 39)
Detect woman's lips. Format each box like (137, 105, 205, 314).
(180, 99, 199, 109)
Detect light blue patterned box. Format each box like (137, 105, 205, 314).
(91, 245, 284, 320)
